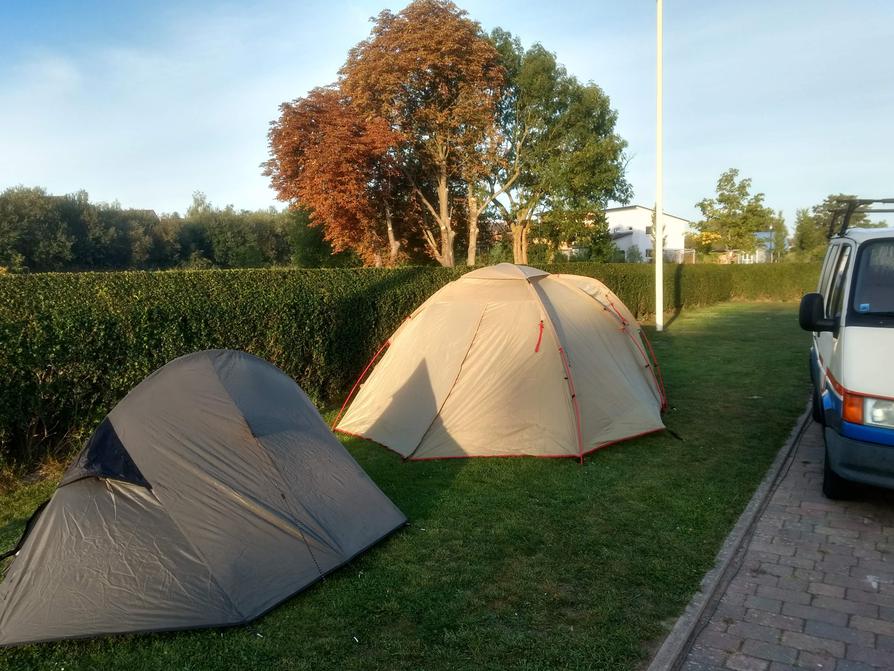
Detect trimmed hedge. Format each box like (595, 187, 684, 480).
(0, 263, 819, 467)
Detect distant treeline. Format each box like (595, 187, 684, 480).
(0, 187, 356, 273)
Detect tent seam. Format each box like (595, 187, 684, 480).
(523, 278, 585, 461)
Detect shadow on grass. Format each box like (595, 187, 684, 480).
(664, 264, 685, 330)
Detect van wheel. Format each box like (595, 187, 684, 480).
(823, 447, 854, 500)
(812, 388, 825, 424)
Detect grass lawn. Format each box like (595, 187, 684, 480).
(0, 301, 810, 671)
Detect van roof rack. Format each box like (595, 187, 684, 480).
(827, 197, 894, 238)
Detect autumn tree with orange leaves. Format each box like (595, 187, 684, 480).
(339, 0, 503, 267)
(265, 88, 405, 266)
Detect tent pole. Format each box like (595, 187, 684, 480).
(654, 0, 665, 331)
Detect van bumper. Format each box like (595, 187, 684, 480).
(826, 427, 894, 490)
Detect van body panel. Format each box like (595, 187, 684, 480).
(839, 327, 894, 398)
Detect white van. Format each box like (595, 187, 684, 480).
(799, 199, 894, 498)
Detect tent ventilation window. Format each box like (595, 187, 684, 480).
(60, 418, 151, 489)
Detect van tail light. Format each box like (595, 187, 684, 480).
(843, 392, 864, 424)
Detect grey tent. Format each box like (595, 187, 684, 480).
(0, 350, 406, 646)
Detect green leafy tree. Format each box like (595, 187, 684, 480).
(694, 169, 775, 261)
(285, 209, 357, 267)
(790, 194, 886, 262)
(770, 211, 787, 262)
(790, 208, 826, 262)
(626, 245, 644, 263)
(485, 30, 631, 263)
(0, 187, 360, 271)
(532, 209, 617, 262)
(0, 186, 73, 271)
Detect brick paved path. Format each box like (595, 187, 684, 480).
(682, 422, 894, 671)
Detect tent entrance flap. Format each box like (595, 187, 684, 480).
(335, 301, 487, 457)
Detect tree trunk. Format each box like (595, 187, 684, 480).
(520, 225, 528, 264)
(441, 228, 455, 267)
(436, 161, 454, 267)
(384, 203, 400, 265)
(466, 188, 479, 266)
(511, 222, 528, 264)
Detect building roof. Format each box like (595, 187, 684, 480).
(605, 205, 691, 224)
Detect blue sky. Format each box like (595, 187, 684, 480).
(1, 0, 892, 226)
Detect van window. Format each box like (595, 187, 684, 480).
(818, 244, 838, 295)
(826, 245, 851, 319)
(852, 239, 894, 315)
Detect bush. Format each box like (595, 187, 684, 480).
(0, 263, 819, 468)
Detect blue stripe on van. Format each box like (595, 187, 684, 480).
(841, 420, 894, 447)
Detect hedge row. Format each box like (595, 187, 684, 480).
(0, 262, 819, 467)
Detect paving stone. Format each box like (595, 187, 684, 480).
(744, 609, 804, 633)
(843, 644, 893, 668)
(741, 639, 798, 665)
(681, 661, 727, 671)
(688, 643, 731, 666)
(844, 588, 894, 608)
(728, 621, 782, 644)
(757, 585, 812, 606)
(803, 620, 874, 647)
(808, 583, 846, 599)
(810, 596, 878, 618)
(747, 595, 784, 614)
(781, 602, 849, 627)
(796, 649, 839, 669)
(752, 541, 797, 558)
(850, 615, 894, 637)
(835, 661, 876, 671)
(779, 556, 817, 571)
(700, 629, 744, 653)
(725, 652, 770, 671)
(816, 557, 860, 575)
(823, 572, 880, 593)
(781, 631, 845, 657)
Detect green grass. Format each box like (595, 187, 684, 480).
(0, 302, 810, 671)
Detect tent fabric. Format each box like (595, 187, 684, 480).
(0, 350, 406, 646)
(336, 263, 664, 460)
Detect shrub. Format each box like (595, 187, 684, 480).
(0, 263, 819, 468)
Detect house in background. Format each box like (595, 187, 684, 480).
(606, 205, 692, 263)
(735, 231, 776, 264)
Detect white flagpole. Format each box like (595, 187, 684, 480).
(655, 0, 665, 331)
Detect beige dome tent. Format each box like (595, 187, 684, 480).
(335, 264, 666, 461)
(0, 350, 405, 646)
